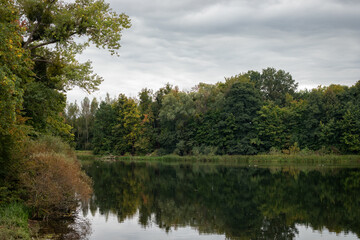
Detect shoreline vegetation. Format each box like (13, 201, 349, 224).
(0, 136, 92, 240)
(77, 150, 360, 166)
(67, 70, 360, 158)
(1, 0, 129, 238)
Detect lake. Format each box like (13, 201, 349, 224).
(40, 161, 360, 239)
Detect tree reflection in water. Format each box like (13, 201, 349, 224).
(82, 161, 360, 239)
(36, 211, 91, 240)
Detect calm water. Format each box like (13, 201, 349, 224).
(42, 161, 360, 239)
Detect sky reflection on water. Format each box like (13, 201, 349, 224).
(80, 209, 359, 240)
(78, 162, 360, 240)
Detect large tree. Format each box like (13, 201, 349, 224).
(17, 0, 131, 137)
(248, 68, 298, 105)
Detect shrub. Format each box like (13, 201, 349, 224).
(268, 147, 281, 155)
(282, 142, 300, 155)
(192, 145, 218, 156)
(298, 147, 314, 156)
(152, 148, 168, 156)
(23, 135, 75, 160)
(21, 136, 92, 219)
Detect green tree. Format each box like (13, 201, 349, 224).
(340, 103, 360, 153)
(158, 90, 196, 155)
(151, 83, 173, 150)
(223, 77, 262, 154)
(300, 85, 348, 151)
(254, 99, 309, 152)
(254, 103, 290, 152)
(113, 94, 142, 155)
(249, 68, 298, 106)
(92, 100, 117, 154)
(17, 0, 131, 139)
(137, 88, 155, 153)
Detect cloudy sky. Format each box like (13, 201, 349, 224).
(67, 0, 360, 103)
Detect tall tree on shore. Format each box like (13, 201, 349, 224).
(17, 0, 131, 138)
(92, 100, 117, 154)
(223, 78, 262, 154)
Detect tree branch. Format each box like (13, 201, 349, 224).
(28, 39, 60, 50)
(28, 32, 78, 50)
(32, 58, 54, 64)
(23, 22, 39, 49)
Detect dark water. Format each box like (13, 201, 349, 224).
(44, 161, 360, 239)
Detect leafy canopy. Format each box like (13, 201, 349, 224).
(19, 0, 131, 92)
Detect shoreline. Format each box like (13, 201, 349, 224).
(76, 150, 360, 168)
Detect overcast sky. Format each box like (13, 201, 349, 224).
(67, 0, 360, 103)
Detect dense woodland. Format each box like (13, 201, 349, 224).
(0, 0, 129, 225)
(66, 69, 360, 155)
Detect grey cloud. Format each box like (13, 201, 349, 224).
(67, 0, 360, 103)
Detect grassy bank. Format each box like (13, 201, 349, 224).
(76, 150, 360, 167)
(0, 203, 31, 240)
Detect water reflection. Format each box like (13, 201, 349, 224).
(36, 212, 91, 240)
(82, 161, 360, 239)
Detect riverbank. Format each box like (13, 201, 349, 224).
(77, 151, 360, 167)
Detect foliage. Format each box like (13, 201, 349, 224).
(0, 202, 31, 240)
(223, 79, 262, 154)
(0, 0, 129, 226)
(92, 100, 117, 154)
(248, 67, 298, 105)
(0, 0, 32, 204)
(20, 136, 92, 219)
(113, 94, 142, 155)
(340, 103, 360, 153)
(15, 0, 131, 139)
(68, 72, 360, 156)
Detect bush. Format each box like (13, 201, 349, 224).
(282, 142, 300, 155)
(21, 136, 92, 219)
(298, 147, 314, 156)
(24, 135, 75, 159)
(151, 148, 168, 156)
(192, 145, 218, 156)
(268, 147, 281, 155)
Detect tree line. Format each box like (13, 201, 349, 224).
(66, 68, 360, 155)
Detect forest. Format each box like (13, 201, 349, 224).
(66, 68, 360, 156)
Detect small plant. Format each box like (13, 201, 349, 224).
(281, 142, 300, 155)
(269, 147, 281, 155)
(288, 142, 300, 155)
(298, 147, 314, 156)
(192, 146, 202, 156)
(192, 145, 218, 156)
